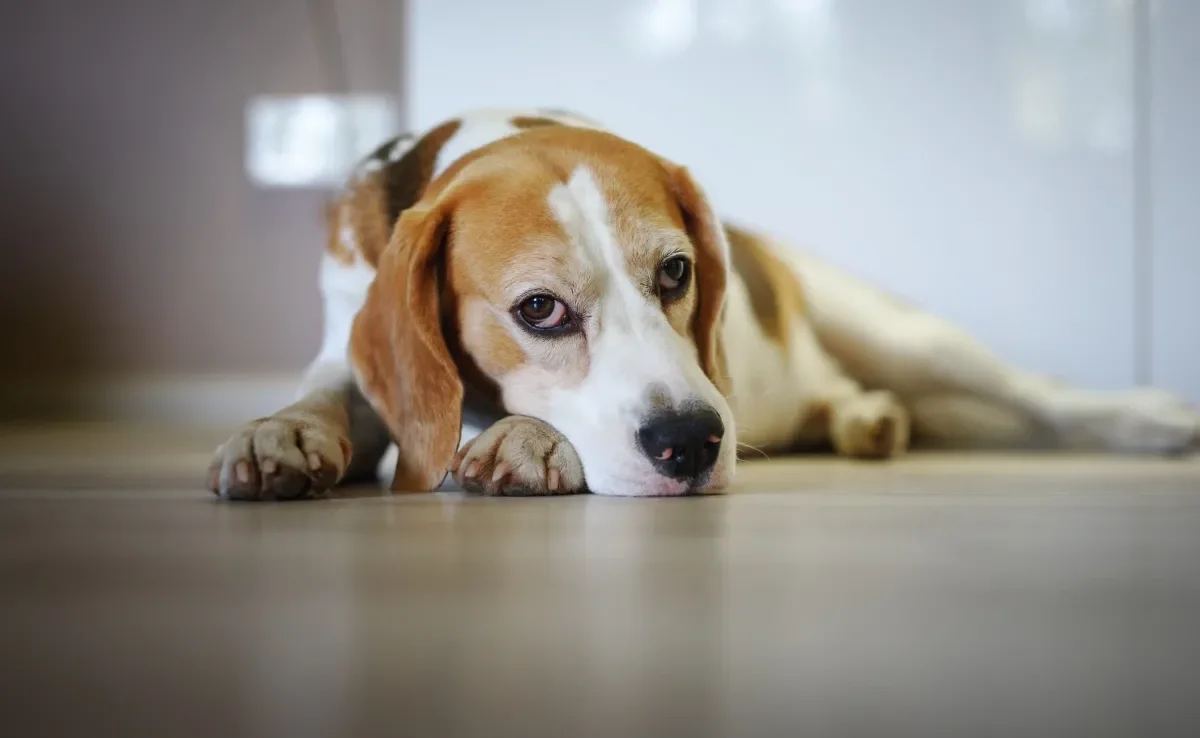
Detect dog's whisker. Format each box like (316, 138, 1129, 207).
(736, 442, 771, 460)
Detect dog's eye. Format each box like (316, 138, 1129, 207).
(658, 256, 691, 297)
(516, 294, 571, 332)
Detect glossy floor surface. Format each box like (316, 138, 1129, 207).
(2, 425, 1199, 738)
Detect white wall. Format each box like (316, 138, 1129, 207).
(408, 0, 1198, 401)
(1150, 0, 1200, 403)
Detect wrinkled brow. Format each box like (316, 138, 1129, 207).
(495, 248, 595, 301)
(621, 223, 694, 277)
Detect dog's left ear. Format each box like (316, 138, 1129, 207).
(349, 200, 464, 492)
(663, 163, 732, 397)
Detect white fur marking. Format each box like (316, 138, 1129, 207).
(387, 136, 415, 162)
(427, 107, 607, 182)
(432, 119, 519, 180)
(548, 167, 651, 337)
(314, 253, 375, 366)
(337, 220, 356, 252)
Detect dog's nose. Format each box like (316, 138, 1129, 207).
(637, 407, 725, 481)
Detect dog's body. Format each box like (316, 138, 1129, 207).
(209, 107, 1199, 500)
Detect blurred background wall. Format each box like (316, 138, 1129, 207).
(0, 0, 403, 421)
(1, 0, 1196, 426)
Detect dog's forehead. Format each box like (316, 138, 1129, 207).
(446, 131, 690, 287)
(547, 165, 693, 279)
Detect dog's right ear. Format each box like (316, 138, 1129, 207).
(660, 161, 732, 398)
(349, 201, 464, 491)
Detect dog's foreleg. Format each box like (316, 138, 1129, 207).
(207, 251, 392, 499)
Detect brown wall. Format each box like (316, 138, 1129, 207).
(0, 0, 404, 378)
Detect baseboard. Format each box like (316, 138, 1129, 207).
(0, 374, 302, 430)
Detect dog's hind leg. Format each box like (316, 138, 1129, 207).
(787, 248, 1199, 454)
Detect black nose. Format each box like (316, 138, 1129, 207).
(636, 407, 725, 481)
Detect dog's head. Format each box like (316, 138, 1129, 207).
(349, 126, 735, 496)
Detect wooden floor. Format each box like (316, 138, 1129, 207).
(2, 424, 1199, 737)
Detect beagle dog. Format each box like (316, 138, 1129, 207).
(208, 107, 1200, 500)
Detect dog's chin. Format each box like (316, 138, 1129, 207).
(591, 479, 689, 497)
(589, 469, 728, 497)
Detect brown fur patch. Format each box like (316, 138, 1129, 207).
(511, 116, 563, 130)
(460, 299, 528, 378)
(383, 120, 462, 225)
(725, 224, 807, 348)
(664, 163, 731, 397)
(324, 121, 463, 269)
(335, 178, 390, 267)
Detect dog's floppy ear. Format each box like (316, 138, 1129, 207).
(664, 163, 732, 397)
(349, 201, 463, 491)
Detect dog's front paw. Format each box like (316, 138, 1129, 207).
(448, 416, 586, 496)
(207, 416, 351, 501)
(831, 390, 911, 460)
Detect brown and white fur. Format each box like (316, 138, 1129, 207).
(208, 107, 1200, 500)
